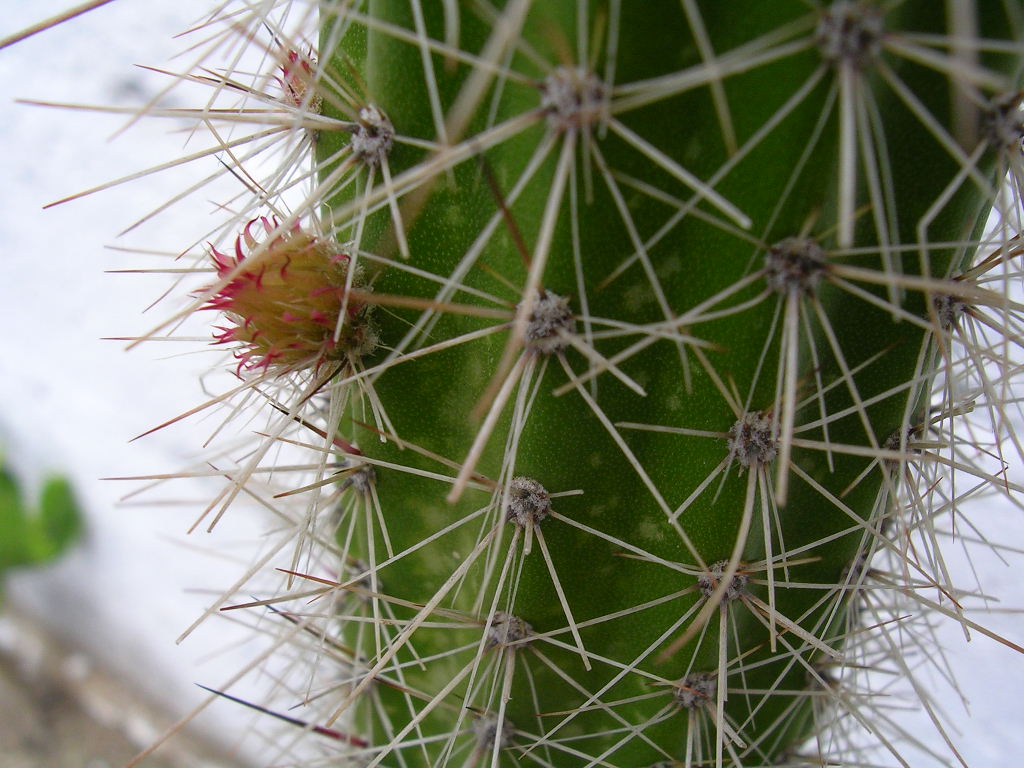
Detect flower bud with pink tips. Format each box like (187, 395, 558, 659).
(278, 48, 321, 114)
(203, 217, 377, 376)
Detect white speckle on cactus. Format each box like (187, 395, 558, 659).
(674, 671, 717, 709)
(505, 476, 551, 527)
(697, 560, 749, 602)
(623, 282, 657, 312)
(540, 66, 608, 132)
(521, 290, 576, 354)
(350, 104, 394, 166)
(636, 518, 665, 544)
(656, 254, 683, 278)
(728, 411, 778, 469)
(816, 1, 885, 68)
(766, 237, 828, 295)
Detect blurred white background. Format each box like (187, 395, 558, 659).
(0, 2, 279, 764)
(1, 2, 1023, 766)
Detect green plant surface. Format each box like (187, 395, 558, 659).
(0, 459, 82, 588)
(7, 1, 1024, 767)
(299, 3, 1024, 765)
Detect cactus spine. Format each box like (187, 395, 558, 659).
(13, 0, 1024, 766)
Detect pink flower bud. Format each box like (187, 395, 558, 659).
(201, 218, 377, 375)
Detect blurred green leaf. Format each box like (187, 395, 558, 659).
(0, 465, 31, 571)
(0, 458, 83, 581)
(36, 477, 83, 561)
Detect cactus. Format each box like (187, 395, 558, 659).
(10, 0, 1024, 766)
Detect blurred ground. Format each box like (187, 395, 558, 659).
(0, 606, 247, 768)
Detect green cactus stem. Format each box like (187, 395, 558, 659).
(271, 1, 1024, 765)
